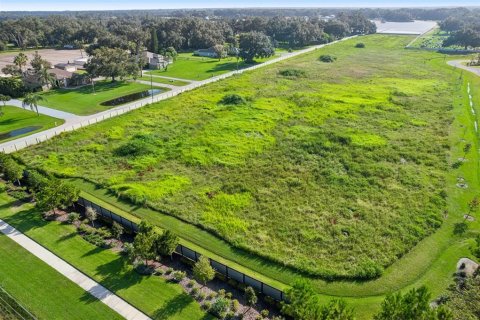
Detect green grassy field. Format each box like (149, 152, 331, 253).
(19, 35, 458, 277)
(15, 34, 480, 318)
(145, 51, 284, 80)
(139, 76, 190, 86)
(409, 27, 466, 50)
(0, 191, 211, 320)
(0, 199, 122, 319)
(0, 106, 63, 143)
(39, 80, 163, 115)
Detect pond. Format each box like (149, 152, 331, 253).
(100, 89, 163, 106)
(0, 126, 42, 140)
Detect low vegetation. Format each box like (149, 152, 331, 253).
(18, 35, 457, 280)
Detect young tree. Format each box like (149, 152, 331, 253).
(22, 93, 44, 116)
(85, 206, 98, 227)
(374, 286, 452, 320)
(13, 52, 28, 72)
(0, 94, 11, 117)
(319, 299, 354, 320)
(245, 286, 258, 312)
(281, 279, 318, 320)
(239, 31, 275, 63)
(192, 255, 215, 285)
(212, 44, 225, 60)
(38, 68, 55, 89)
(112, 221, 124, 240)
(30, 51, 51, 72)
(1, 64, 21, 76)
(133, 223, 157, 266)
(36, 180, 79, 214)
(155, 229, 179, 258)
(1, 157, 23, 185)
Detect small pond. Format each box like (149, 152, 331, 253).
(100, 89, 163, 106)
(0, 126, 42, 140)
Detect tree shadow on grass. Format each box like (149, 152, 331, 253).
(81, 246, 105, 258)
(0, 205, 47, 234)
(93, 255, 145, 293)
(151, 293, 195, 320)
(55, 231, 77, 243)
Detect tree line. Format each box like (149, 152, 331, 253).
(0, 13, 375, 53)
(439, 10, 480, 49)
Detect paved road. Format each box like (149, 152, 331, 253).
(145, 74, 197, 83)
(0, 36, 356, 154)
(0, 219, 151, 320)
(448, 60, 480, 77)
(134, 79, 179, 90)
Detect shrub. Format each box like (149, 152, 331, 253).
(172, 270, 186, 282)
(355, 260, 383, 279)
(123, 242, 136, 262)
(202, 301, 212, 311)
(231, 299, 240, 312)
(187, 279, 196, 288)
(279, 69, 306, 77)
(67, 212, 80, 224)
(196, 292, 206, 301)
(96, 227, 113, 239)
(319, 54, 337, 63)
(154, 267, 165, 276)
(191, 287, 200, 296)
(210, 297, 230, 318)
(260, 309, 269, 317)
(225, 292, 233, 299)
(83, 233, 106, 247)
(219, 94, 246, 105)
(165, 267, 173, 275)
(355, 43, 366, 48)
(225, 311, 235, 319)
(114, 139, 155, 157)
(218, 289, 226, 297)
(207, 292, 217, 300)
(0, 77, 27, 98)
(453, 222, 468, 235)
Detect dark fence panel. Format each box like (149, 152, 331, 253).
(76, 197, 286, 301)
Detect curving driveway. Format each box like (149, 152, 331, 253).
(447, 60, 480, 77)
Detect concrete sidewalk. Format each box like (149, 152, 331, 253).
(0, 219, 151, 320)
(7, 99, 80, 120)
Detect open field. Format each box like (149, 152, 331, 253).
(0, 190, 211, 320)
(145, 51, 285, 80)
(0, 48, 83, 75)
(0, 106, 63, 143)
(19, 35, 458, 278)
(39, 80, 162, 115)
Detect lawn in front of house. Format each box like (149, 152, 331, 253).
(39, 80, 163, 115)
(0, 191, 212, 320)
(0, 106, 63, 143)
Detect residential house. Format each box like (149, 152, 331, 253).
(142, 51, 172, 70)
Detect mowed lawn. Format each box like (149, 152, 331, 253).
(39, 80, 156, 115)
(145, 52, 282, 80)
(0, 106, 63, 143)
(18, 35, 459, 280)
(0, 191, 211, 320)
(0, 211, 121, 319)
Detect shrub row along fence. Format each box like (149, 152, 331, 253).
(0, 285, 37, 320)
(1, 35, 357, 155)
(76, 197, 286, 301)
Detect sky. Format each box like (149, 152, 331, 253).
(0, 0, 478, 11)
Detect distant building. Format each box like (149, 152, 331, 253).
(142, 51, 172, 70)
(54, 63, 77, 72)
(22, 68, 89, 90)
(74, 57, 88, 67)
(193, 47, 218, 58)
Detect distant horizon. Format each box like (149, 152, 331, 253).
(1, 0, 479, 12)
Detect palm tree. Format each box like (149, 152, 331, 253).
(38, 68, 55, 89)
(22, 93, 44, 116)
(13, 53, 28, 72)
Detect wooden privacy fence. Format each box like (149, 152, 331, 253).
(77, 197, 286, 301)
